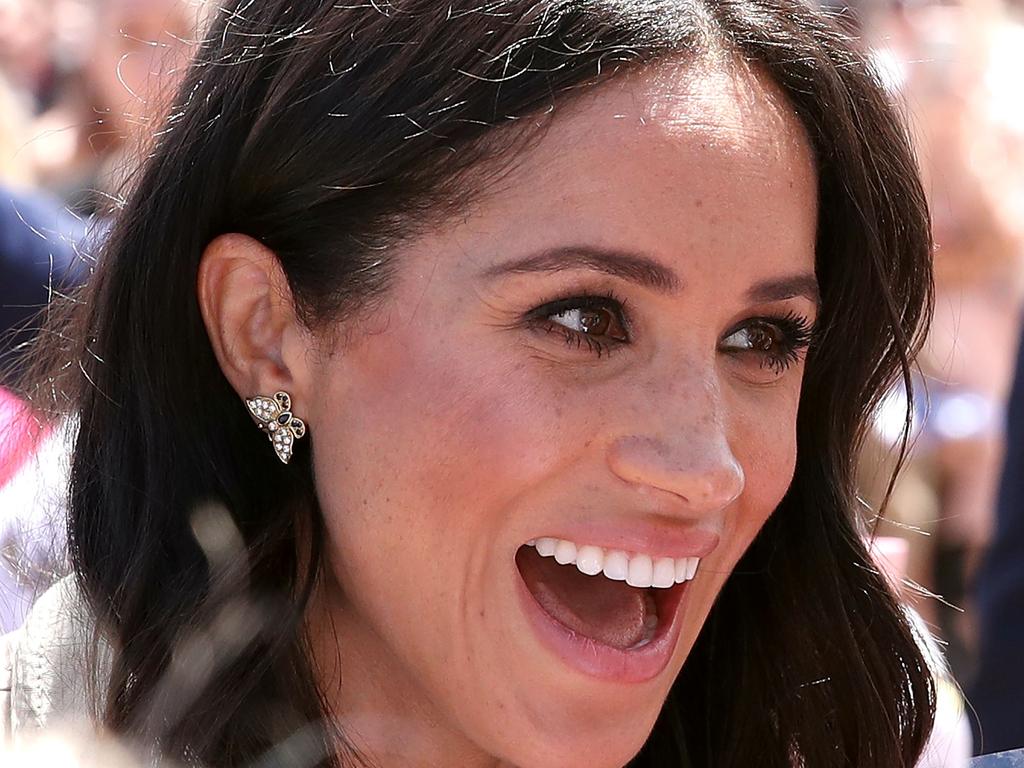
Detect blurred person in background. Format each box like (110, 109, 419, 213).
(29, 0, 202, 213)
(0, 0, 62, 113)
(1, 0, 200, 368)
(1, 0, 202, 368)
(853, 0, 1024, 687)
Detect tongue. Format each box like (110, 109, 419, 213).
(516, 546, 650, 650)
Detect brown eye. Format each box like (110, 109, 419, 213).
(526, 294, 632, 358)
(720, 315, 814, 380)
(739, 324, 782, 352)
(549, 305, 627, 341)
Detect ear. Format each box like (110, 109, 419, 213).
(197, 234, 314, 412)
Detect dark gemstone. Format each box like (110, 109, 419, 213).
(278, 413, 291, 425)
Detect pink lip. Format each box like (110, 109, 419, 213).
(531, 521, 720, 561)
(514, 565, 691, 683)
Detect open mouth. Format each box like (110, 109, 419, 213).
(514, 538, 697, 652)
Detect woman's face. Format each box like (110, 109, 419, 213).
(305, 58, 818, 768)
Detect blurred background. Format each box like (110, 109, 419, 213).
(0, 0, 1021, 761)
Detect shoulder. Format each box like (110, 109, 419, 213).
(0, 576, 109, 748)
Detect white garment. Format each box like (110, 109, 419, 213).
(0, 577, 107, 749)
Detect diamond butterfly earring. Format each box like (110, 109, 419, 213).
(245, 390, 307, 464)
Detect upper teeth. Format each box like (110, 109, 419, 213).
(526, 537, 700, 589)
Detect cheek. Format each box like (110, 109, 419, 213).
(355, 352, 558, 498)
(307, 324, 580, 599)
(724, 390, 801, 554)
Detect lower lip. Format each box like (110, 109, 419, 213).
(514, 567, 689, 684)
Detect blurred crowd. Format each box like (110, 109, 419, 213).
(0, 0, 1022, 761)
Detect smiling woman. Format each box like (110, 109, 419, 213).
(5, 2, 934, 768)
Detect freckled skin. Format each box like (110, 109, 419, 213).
(305, 57, 818, 768)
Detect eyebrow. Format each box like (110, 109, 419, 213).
(746, 274, 820, 307)
(482, 245, 819, 306)
(481, 246, 681, 293)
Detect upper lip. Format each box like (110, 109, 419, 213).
(525, 518, 720, 561)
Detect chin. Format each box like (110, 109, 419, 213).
(506, 728, 654, 768)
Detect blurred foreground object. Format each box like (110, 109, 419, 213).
(0, 724, 149, 768)
(1, 511, 325, 766)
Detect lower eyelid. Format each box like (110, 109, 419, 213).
(720, 340, 806, 373)
(528, 320, 621, 359)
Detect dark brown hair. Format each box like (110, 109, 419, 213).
(27, 1, 934, 765)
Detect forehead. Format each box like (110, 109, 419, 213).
(518, 55, 814, 197)
(447, 56, 817, 279)
(633, 56, 807, 147)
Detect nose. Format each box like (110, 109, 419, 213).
(605, 381, 745, 514)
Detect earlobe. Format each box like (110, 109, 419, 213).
(197, 234, 311, 406)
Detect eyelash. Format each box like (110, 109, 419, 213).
(526, 291, 630, 359)
(735, 310, 815, 376)
(525, 293, 816, 373)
